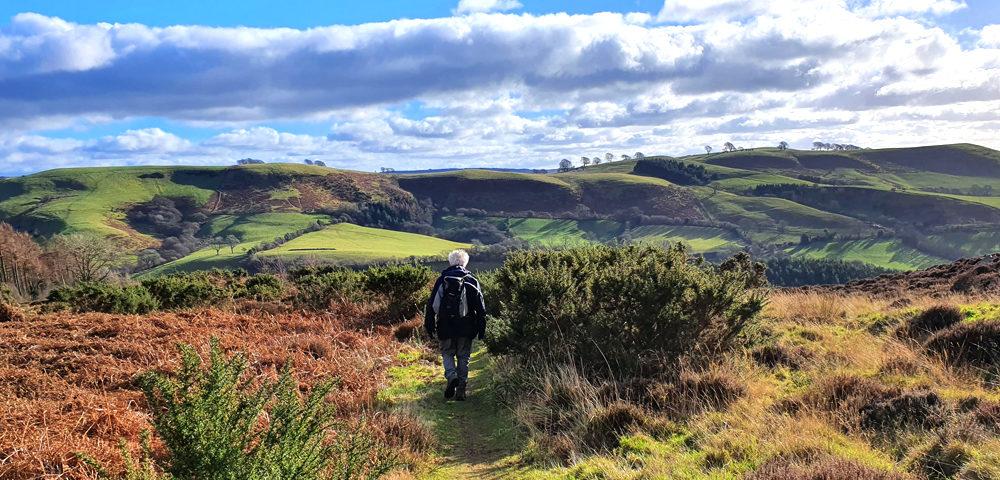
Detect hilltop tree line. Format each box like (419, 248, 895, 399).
(558, 152, 645, 172)
(812, 142, 863, 151)
(764, 258, 898, 287)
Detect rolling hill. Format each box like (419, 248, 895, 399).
(2, 143, 1000, 273)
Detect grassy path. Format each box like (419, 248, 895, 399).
(391, 347, 551, 479)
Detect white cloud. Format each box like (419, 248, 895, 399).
(0, 3, 998, 175)
(981, 25, 1000, 48)
(453, 0, 523, 15)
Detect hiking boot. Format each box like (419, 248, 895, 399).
(455, 387, 467, 401)
(444, 377, 460, 399)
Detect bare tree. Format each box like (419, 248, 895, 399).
(723, 142, 736, 152)
(704, 145, 712, 154)
(210, 237, 227, 256)
(47, 232, 118, 283)
(581, 156, 591, 167)
(634, 152, 644, 158)
(605, 152, 614, 163)
(621, 154, 631, 161)
(593, 157, 602, 165)
(558, 158, 573, 172)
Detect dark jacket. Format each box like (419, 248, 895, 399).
(424, 265, 487, 340)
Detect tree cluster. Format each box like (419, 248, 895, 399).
(632, 158, 716, 186)
(247, 221, 327, 255)
(765, 258, 897, 287)
(236, 158, 265, 165)
(812, 142, 862, 151)
(129, 197, 211, 269)
(0, 223, 120, 299)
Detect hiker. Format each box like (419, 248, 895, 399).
(425, 249, 487, 401)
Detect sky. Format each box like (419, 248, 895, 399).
(0, 0, 999, 176)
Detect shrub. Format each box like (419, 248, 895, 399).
(61, 282, 159, 314)
(237, 273, 284, 302)
(747, 456, 910, 480)
(137, 338, 399, 479)
(141, 273, 227, 310)
(807, 375, 943, 433)
(924, 320, 1000, 370)
(897, 305, 963, 340)
(293, 267, 364, 310)
(361, 264, 433, 320)
(486, 245, 767, 376)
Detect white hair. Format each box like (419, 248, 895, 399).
(448, 249, 470, 267)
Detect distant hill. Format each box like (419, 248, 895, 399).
(2, 143, 1000, 272)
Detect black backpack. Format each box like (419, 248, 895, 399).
(434, 273, 469, 321)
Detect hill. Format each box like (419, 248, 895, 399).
(2, 143, 1000, 273)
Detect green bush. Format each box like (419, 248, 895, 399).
(136, 338, 399, 480)
(361, 264, 432, 319)
(292, 267, 364, 310)
(141, 273, 227, 310)
(57, 282, 160, 315)
(485, 244, 767, 376)
(237, 273, 284, 302)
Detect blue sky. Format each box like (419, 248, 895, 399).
(1, 0, 999, 175)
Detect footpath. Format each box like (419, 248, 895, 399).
(391, 347, 550, 480)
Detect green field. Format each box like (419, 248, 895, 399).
(141, 212, 330, 276)
(499, 218, 622, 246)
(785, 239, 948, 270)
(258, 223, 469, 263)
(629, 225, 743, 254)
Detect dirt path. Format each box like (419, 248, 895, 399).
(410, 348, 531, 480)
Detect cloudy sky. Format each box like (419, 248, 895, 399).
(0, 0, 998, 176)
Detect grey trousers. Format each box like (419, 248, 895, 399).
(440, 337, 473, 387)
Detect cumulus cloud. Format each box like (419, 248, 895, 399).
(0, 2, 998, 175)
(981, 25, 1000, 48)
(453, 0, 523, 15)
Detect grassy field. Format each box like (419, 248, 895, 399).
(258, 223, 469, 263)
(785, 238, 949, 270)
(141, 212, 330, 276)
(629, 225, 744, 253)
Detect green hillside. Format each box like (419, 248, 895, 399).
(258, 223, 469, 263)
(3, 143, 1000, 273)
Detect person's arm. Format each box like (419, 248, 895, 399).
(468, 276, 487, 339)
(424, 277, 442, 337)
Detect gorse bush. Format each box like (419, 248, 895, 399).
(141, 274, 227, 310)
(135, 338, 398, 480)
(486, 244, 767, 376)
(291, 264, 431, 319)
(55, 282, 160, 314)
(240, 273, 283, 301)
(360, 264, 432, 319)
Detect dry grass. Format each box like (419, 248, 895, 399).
(0, 307, 407, 480)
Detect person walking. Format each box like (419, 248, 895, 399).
(424, 249, 486, 401)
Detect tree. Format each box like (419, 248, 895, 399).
(137, 249, 165, 270)
(46, 233, 118, 283)
(778, 141, 789, 151)
(226, 235, 240, 254)
(593, 157, 602, 165)
(621, 154, 631, 161)
(313, 160, 327, 167)
(0, 223, 46, 297)
(634, 152, 644, 159)
(558, 158, 573, 172)
(723, 142, 736, 152)
(581, 157, 592, 168)
(605, 152, 614, 163)
(210, 237, 227, 256)
(304, 159, 314, 165)
(704, 145, 712, 154)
